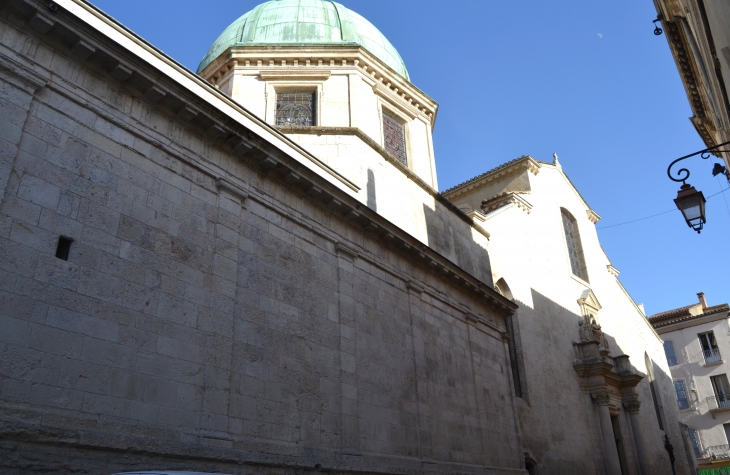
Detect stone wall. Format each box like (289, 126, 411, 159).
(0, 2, 522, 474)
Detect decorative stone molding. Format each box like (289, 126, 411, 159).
(623, 399, 641, 414)
(335, 242, 360, 260)
(480, 192, 533, 215)
(607, 265, 620, 277)
(215, 177, 248, 204)
(201, 46, 438, 124)
(586, 209, 601, 224)
(577, 289, 602, 317)
(592, 391, 611, 406)
(259, 69, 331, 80)
(405, 280, 424, 294)
(0, 49, 48, 94)
(442, 156, 541, 200)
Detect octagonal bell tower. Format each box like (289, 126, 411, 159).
(197, 0, 439, 192)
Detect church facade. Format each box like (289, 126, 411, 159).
(0, 0, 693, 474)
(443, 156, 695, 475)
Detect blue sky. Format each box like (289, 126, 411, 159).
(91, 0, 730, 315)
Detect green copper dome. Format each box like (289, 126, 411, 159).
(197, 0, 409, 80)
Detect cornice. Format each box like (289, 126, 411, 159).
(606, 265, 620, 277)
(586, 209, 601, 224)
(201, 45, 438, 127)
(662, 18, 717, 148)
(480, 192, 532, 215)
(441, 156, 541, 200)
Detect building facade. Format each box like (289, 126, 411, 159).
(653, 0, 730, 173)
(0, 0, 696, 474)
(443, 156, 694, 475)
(649, 292, 730, 472)
(0, 0, 523, 474)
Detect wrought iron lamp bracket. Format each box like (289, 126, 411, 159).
(667, 139, 730, 185)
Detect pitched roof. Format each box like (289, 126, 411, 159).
(441, 156, 548, 195)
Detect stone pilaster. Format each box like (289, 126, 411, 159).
(593, 391, 623, 475)
(625, 399, 650, 475)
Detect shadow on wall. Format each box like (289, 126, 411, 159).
(510, 288, 687, 474)
(421, 203, 491, 285)
(367, 168, 376, 212)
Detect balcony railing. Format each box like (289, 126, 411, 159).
(703, 348, 722, 364)
(706, 394, 730, 412)
(705, 444, 730, 460)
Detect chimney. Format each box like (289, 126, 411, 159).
(698, 292, 708, 310)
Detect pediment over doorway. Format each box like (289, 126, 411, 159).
(578, 289, 602, 317)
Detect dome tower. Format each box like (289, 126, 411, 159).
(197, 0, 439, 192)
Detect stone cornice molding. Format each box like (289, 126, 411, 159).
(0, 46, 49, 94)
(586, 209, 601, 224)
(335, 242, 360, 260)
(405, 280, 424, 294)
(662, 17, 717, 148)
(607, 265, 620, 277)
(441, 156, 541, 201)
(202, 45, 438, 126)
(258, 69, 331, 81)
(215, 177, 248, 204)
(480, 192, 532, 215)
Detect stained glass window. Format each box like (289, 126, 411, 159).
(383, 111, 407, 166)
(276, 92, 316, 127)
(561, 209, 589, 282)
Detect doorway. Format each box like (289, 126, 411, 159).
(611, 415, 629, 475)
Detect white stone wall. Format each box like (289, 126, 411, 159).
(219, 65, 438, 190)
(448, 163, 694, 474)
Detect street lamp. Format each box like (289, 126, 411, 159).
(673, 184, 706, 233)
(667, 139, 730, 233)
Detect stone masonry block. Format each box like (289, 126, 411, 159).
(0, 346, 61, 385)
(17, 174, 60, 210)
(81, 336, 134, 369)
(29, 323, 83, 358)
(46, 305, 119, 342)
(0, 315, 28, 346)
(29, 384, 84, 411)
(77, 267, 125, 305)
(9, 221, 58, 254)
(117, 215, 156, 250)
(38, 207, 83, 238)
(78, 199, 120, 234)
(57, 358, 111, 394)
(157, 335, 201, 363)
(0, 377, 31, 403)
(33, 254, 79, 290)
(0, 291, 47, 323)
(1, 196, 42, 226)
(82, 393, 130, 418)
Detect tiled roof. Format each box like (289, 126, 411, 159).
(648, 304, 730, 328)
(647, 304, 695, 322)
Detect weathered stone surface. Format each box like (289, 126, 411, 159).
(0, 2, 520, 475)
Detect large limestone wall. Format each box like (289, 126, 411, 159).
(0, 4, 522, 475)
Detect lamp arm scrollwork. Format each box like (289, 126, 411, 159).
(667, 139, 730, 184)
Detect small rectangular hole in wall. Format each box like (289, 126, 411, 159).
(55, 236, 73, 261)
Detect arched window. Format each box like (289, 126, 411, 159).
(561, 208, 589, 282)
(496, 278, 525, 399)
(645, 353, 665, 430)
